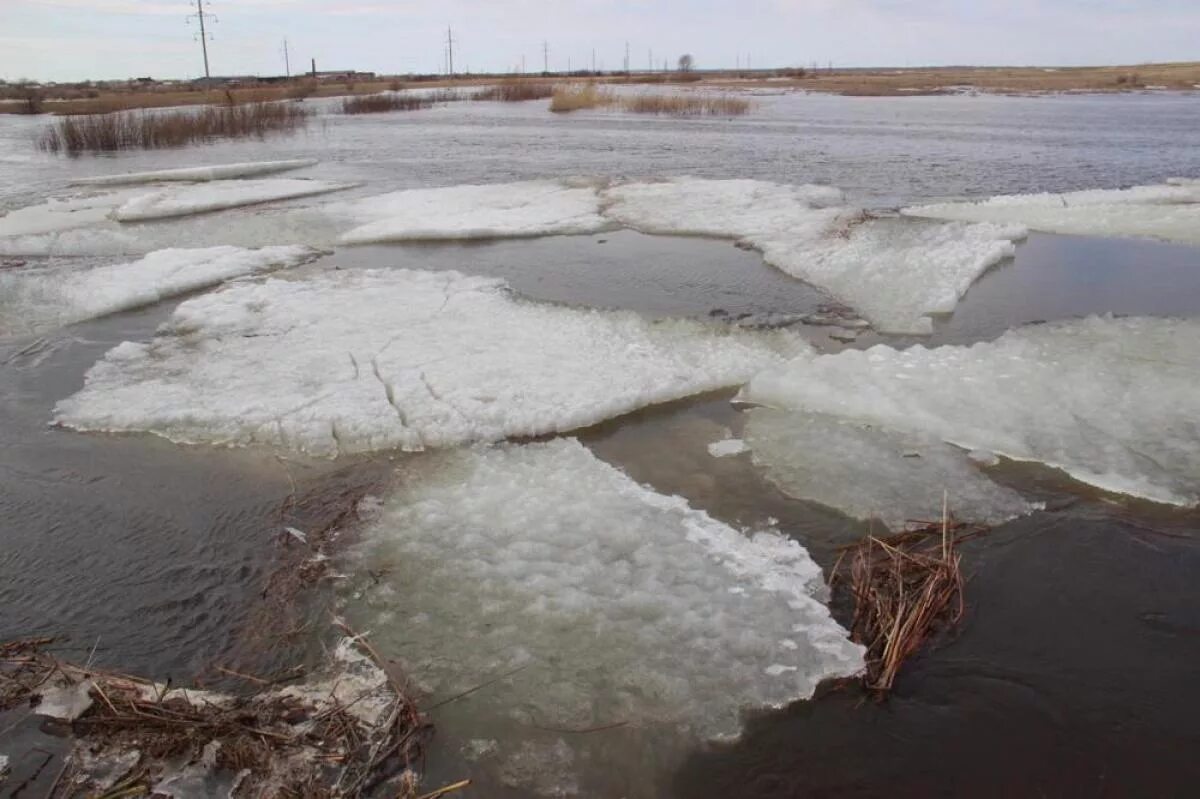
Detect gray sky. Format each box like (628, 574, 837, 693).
(2, 0, 1198, 82)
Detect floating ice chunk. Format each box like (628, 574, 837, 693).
(70, 159, 318, 186)
(602, 178, 1025, 334)
(0, 190, 142, 238)
(743, 409, 1038, 529)
(331, 180, 610, 244)
(344, 439, 863, 742)
(113, 178, 354, 222)
(904, 182, 1200, 244)
(708, 438, 749, 457)
(741, 316, 1200, 507)
(55, 269, 807, 455)
(0, 245, 320, 335)
(36, 680, 94, 720)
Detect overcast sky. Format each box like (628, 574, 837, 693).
(2, 0, 1197, 82)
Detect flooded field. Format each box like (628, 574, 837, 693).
(1, 90, 1198, 796)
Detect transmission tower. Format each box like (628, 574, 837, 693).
(186, 0, 217, 80)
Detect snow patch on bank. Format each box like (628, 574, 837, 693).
(741, 316, 1200, 507)
(744, 409, 1038, 529)
(602, 178, 1025, 334)
(345, 438, 863, 741)
(70, 159, 318, 186)
(0, 245, 320, 335)
(331, 180, 611, 244)
(55, 268, 807, 455)
(904, 182, 1200, 244)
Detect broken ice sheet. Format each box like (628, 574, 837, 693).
(743, 409, 1038, 530)
(54, 268, 807, 456)
(602, 177, 1025, 334)
(70, 158, 318, 186)
(0, 245, 320, 336)
(903, 181, 1200, 245)
(342, 438, 862, 741)
(741, 315, 1200, 507)
(329, 179, 611, 244)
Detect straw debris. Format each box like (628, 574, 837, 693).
(830, 500, 986, 698)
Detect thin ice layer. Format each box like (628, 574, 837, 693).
(345, 439, 863, 740)
(741, 316, 1200, 506)
(113, 178, 354, 222)
(744, 409, 1037, 530)
(0, 246, 319, 335)
(70, 159, 318, 186)
(54, 268, 807, 455)
(903, 182, 1200, 244)
(332, 180, 610, 244)
(602, 178, 1025, 334)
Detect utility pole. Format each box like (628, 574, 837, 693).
(624, 41, 629, 73)
(591, 48, 596, 73)
(543, 41, 549, 74)
(186, 0, 215, 80)
(282, 38, 290, 77)
(446, 26, 455, 76)
(648, 49, 653, 72)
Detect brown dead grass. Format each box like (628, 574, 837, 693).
(549, 83, 617, 112)
(476, 80, 555, 102)
(830, 504, 987, 698)
(342, 92, 433, 114)
(622, 93, 750, 116)
(37, 102, 311, 155)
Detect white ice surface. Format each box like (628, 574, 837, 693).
(904, 182, 1200, 244)
(602, 178, 1025, 334)
(744, 409, 1038, 530)
(113, 178, 354, 222)
(741, 316, 1200, 506)
(0, 245, 320, 335)
(70, 159, 318, 186)
(345, 438, 863, 740)
(708, 438, 749, 457)
(55, 268, 808, 455)
(331, 180, 611, 244)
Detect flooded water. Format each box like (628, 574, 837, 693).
(1, 91, 1199, 796)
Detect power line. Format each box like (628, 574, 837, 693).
(186, 0, 216, 80)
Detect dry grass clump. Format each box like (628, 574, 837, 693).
(626, 72, 704, 84)
(622, 93, 750, 116)
(477, 80, 555, 102)
(37, 102, 311, 155)
(342, 92, 433, 114)
(549, 83, 617, 112)
(830, 504, 985, 698)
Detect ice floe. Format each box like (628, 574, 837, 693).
(112, 178, 354, 222)
(741, 316, 1200, 507)
(54, 268, 807, 455)
(70, 159, 318, 186)
(344, 438, 863, 742)
(708, 438, 749, 457)
(904, 182, 1200, 244)
(0, 245, 320, 335)
(744, 409, 1038, 529)
(603, 178, 1025, 334)
(0, 179, 352, 256)
(330, 180, 610, 244)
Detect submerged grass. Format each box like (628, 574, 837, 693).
(36, 102, 311, 155)
(830, 500, 984, 698)
(622, 93, 751, 116)
(549, 83, 617, 112)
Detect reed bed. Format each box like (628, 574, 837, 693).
(549, 83, 617, 112)
(341, 92, 433, 114)
(830, 502, 985, 698)
(477, 80, 555, 102)
(37, 102, 311, 155)
(622, 93, 751, 116)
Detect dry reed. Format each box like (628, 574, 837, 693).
(622, 93, 750, 116)
(342, 92, 433, 114)
(549, 83, 617, 112)
(36, 102, 311, 155)
(477, 80, 555, 102)
(830, 500, 985, 698)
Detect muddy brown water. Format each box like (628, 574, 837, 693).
(1, 229, 1199, 795)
